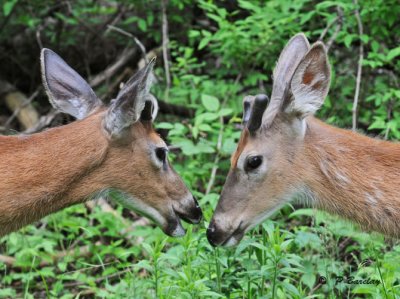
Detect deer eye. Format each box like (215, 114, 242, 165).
(245, 156, 263, 171)
(155, 147, 167, 162)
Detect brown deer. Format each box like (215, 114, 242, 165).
(0, 49, 202, 237)
(207, 33, 400, 247)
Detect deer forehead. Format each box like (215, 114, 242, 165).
(147, 130, 166, 147)
(127, 123, 166, 148)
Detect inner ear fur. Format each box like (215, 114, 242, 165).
(288, 42, 331, 116)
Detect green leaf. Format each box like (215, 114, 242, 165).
(198, 124, 213, 131)
(371, 40, 379, 53)
(387, 46, 400, 61)
(201, 94, 220, 111)
(344, 34, 354, 48)
(198, 37, 211, 50)
(138, 19, 147, 32)
(156, 122, 174, 129)
(3, 0, 17, 16)
(360, 34, 369, 44)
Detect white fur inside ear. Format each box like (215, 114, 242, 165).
(288, 44, 330, 116)
(148, 94, 159, 120)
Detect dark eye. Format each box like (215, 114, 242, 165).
(155, 147, 167, 162)
(245, 156, 263, 171)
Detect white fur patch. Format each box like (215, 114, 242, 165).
(365, 192, 378, 205)
(110, 190, 166, 227)
(224, 236, 239, 247)
(335, 171, 350, 184)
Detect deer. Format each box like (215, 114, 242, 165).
(207, 33, 400, 247)
(0, 49, 202, 238)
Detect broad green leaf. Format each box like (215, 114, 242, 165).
(3, 0, 17, 16)
(387, 46, 400, 61)
(201, 94, 220, 111)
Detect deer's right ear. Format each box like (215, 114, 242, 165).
(104, 57, 156, 138)
(288, 43, 331, 116)
(41, 49, 102, 119)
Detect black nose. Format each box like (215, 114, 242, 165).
(175, 196, 203, 224)
(206, 220, 220, 247)
(192, 197, 203, 223)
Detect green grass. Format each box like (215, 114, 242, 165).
(1, 199, 399, 298)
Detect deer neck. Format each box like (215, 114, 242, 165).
(303, 117, 400, 237)
(0, 112, 109, 236)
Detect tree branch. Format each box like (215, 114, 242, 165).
(106, 25, 148, 63)
(352, 0, 364, 131)
(89, 47, 137, 88)
(161, 0, 171, 97)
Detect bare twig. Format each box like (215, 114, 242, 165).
(89, 47, 136, 88)
(107, 25, 148, 63)
(205, 117, 224, 195)
(4, 88, 40, 128)
(36, 27, 43, 50)
(0, 80, 40, 130)
(161, 0, 171, 97)
(205, 73, 242, 194)
(352, 0, 364, 131)
(319, 15, 339, 41)
(23, 109, 59, 134)
(321, 7, 344, 52)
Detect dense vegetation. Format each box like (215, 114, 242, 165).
(0, 0, 399, 298)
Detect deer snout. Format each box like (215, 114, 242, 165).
(207, 217, 244, 247)
(174, 196, 203, 224)
(207, 219, 226, 247)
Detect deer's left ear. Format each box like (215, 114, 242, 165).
(41, 49, 102, 119)
(287, 42, 331, 116)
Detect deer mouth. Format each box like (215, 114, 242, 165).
(164, 214, 186, 237)
(172, 197, 203, 225)
(163, 203, 202, 238)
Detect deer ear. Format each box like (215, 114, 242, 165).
(287, 42, 331, 116)
(41, 48, 101, 119)
(271, 33, 310, 100)
(104, 57, 156, 137)
(140, 94, 159, 121)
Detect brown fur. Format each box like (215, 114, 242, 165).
(231, 129, 249, 168)
(0, 109, 190, 236)
(225, 116, 400, 237)
(305, 118, 400, 236)
(302, 71, 314, 85)
(208, 35, 399, 248)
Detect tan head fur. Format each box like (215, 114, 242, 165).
(207, 34, 334, 246)
(208, 34, 400, 247)
(0, 49, 202, 237)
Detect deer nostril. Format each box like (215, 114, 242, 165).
(206, 224, 218, 247)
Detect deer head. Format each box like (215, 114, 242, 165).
(207, 33, 331, 246)
(40, 49, 202, 237)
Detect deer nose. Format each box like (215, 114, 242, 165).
(206, 219, 223, 247)
(191, 197, 203, 223)
(174, 196, 202, 224)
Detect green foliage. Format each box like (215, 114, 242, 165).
(1, 0, 400, 298)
